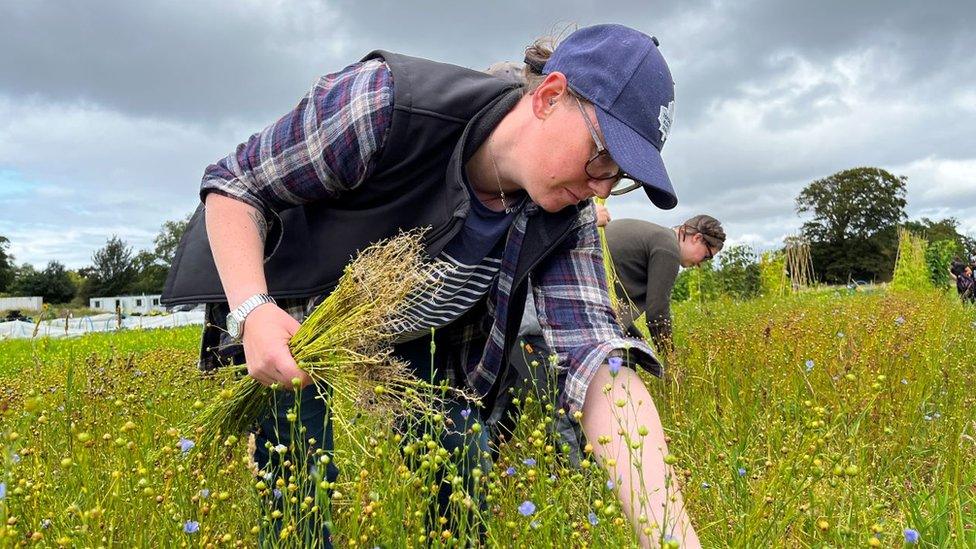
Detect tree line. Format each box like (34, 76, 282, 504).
(0, 215, 190, 306)
(2, 166, 974, 306)
(674, 166, 975, 301)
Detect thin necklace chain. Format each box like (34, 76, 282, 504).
(488, 134, 513, 214)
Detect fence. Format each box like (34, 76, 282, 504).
(0, 311, 205, 340)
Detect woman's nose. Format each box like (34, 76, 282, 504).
(590, 179, 613, 199)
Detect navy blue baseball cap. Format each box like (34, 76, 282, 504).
(543, 24, 678, 209)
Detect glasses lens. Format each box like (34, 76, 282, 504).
(585, 151, 621, 180)
(610, 178, 641, 196)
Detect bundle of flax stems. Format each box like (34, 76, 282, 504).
(188, 231, 460, 455)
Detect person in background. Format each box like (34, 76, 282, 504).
(605, 214, 726, 354)
(508, 208, 724, 471)
(949, 264, 975, 303)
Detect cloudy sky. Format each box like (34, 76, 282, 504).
(1, 0, 974, 269)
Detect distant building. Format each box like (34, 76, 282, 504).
(0, 296, 43, 311)
(89, 295, 164, 314)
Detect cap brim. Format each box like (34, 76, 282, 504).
(595, 109, 677, 209)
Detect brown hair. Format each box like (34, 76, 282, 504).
(522, 37, 557, 89)
(679, 214, 726, 252)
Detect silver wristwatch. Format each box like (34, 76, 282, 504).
(226, 293, 276, 341)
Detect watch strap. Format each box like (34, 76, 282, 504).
(229, 293, 276, 339)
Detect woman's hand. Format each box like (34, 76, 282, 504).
(203, 193, 311, 388)
(241, 303, 311, 387)
(595, 203, 612, 228)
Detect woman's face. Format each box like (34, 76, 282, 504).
(515, 76, 616, 212)
(678, 232, 714, 268)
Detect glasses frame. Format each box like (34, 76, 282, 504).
(703, 241, 715, 261)
(573, 97, 642, 197)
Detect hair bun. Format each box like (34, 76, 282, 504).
(523, 55, 546, 74)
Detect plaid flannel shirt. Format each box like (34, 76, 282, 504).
(200, 59, 659, 414)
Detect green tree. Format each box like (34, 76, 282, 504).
(124, 215, 192, 295)
(9, 263, 37, 296)
(130, 250, 169, 295)
(89, 235, 137, 297)
(795, 167, 907, 284)
(8, 261, 75, 302)
(900, 217, 976, 286)
(716, 245, 760, 299)
(74, 266, 97, 303)
(0, 235, 14, 293)
(153, 214, 191, 266)
(926, 240, 958, 287)
(903, 217, 967, 251)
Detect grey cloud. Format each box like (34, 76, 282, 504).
(1, 0, 974, 268)
(0, 0, 349, 124)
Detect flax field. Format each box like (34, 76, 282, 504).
(0, 288, 974, 547)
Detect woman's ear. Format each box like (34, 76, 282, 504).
(531, 72, 569, 119)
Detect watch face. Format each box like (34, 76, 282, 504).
(226, 314, 241, 339)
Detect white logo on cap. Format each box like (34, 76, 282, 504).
(658, 101, 675, 144)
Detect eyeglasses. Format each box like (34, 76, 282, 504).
(703, 241, 715, 261)
(573, 97, 642, 196)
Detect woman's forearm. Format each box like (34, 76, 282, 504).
(203, 193, 308, 387)
(581, 364, 700, 548)
(204, 193, 270, 309)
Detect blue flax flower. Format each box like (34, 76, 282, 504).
(273, 488, 282, 499)
(606, 480, 615, 490)
(903, 528, 920, 544)
(737, 467, 747, 477)
(518, 500, 536, 516)
(588, 511, 599, 526)
(179, 437, 195, 454)
(804, 359, 814, 373)
(0, 482, 6, 500)
(523, 458, 536, 466)
(460, 408, 471, 420)
(183, 520, 200, 534)
(608, 356, 623, 376)
(505, 466, 516, 476)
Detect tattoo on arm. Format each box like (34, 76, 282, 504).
(248, 210, 268, 243)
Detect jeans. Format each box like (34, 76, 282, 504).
(506, 333, 587, 468)
(253, 385, 339, 548)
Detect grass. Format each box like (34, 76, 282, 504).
(0, 288, 974, 547)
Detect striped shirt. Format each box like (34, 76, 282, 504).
(200, 59, 659, 413)
(392, 180, 525, 342)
